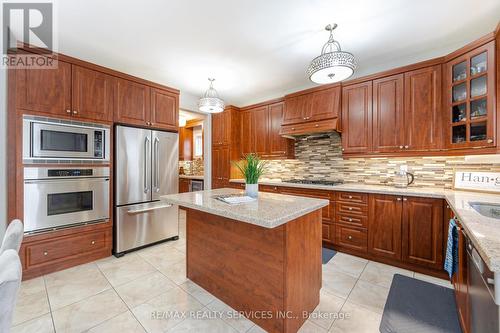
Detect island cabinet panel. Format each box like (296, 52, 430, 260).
(151, 88, 178, 131)
(372, 74, 405, 152)
(404, 65, 442, 151)
(402, 196, 444, 269)
(72, 65, 115, 122)
(185, 208, 322, 333)
(341, 81, 373, 154)
(16, 59, 72, 117)
(114, 78, 151, 127)
(368, 194, 402, 261)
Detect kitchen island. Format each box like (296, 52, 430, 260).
(161, 188, 329, 333)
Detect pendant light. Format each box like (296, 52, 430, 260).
(198, 78, 225, 113)
(307, 23, 356, 84)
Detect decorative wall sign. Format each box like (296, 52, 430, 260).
(453, 171, 500, 193)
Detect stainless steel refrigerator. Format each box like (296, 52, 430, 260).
(114, 125, 179, 256)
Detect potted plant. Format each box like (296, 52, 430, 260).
(233, 153, 268, 198)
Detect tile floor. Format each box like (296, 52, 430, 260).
(12, 210, 452, 333)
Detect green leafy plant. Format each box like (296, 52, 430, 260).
(232, 154, 268, 184)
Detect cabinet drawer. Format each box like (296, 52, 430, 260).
(26, 229, 108, 266)
(337, 192, 368, 204)
(337, 202, 368, 216)
(280, 118, 339, 136)
(335, 225, 367, 252)
(337, 213, 368, 228)
(259, 184, 280, 193)
(322, 223, 334, 243)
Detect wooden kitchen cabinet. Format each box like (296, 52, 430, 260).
(404, 65, 442, 151)
(368, 194, 402, 260)
(252, 106, 270, 156)
(211, 145, 231, 189)
(212, 110, 231, 146)
(179, 126, 193, 161)
(402, 196, 444, 269)
(268, 102, 291, 157)
(445, 41, 496, 149)
(72, 65, 115, 122)
(240, 110, 253, 156)
(455, 221, 470, 333)
(179, 178, 190, 193)
(341, 81, 373, 154)
(16, 59, 72, 117)
(372, 74, 404, 152)
(151, 88, 178, 131)
(282, 94, 311, 125)
(114, 78, 151, 126)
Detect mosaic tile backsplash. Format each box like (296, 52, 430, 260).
(262, 132, 500, 189)
(179, 159, 204, 176)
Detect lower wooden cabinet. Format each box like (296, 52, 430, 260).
(455, 221, 470, 333)
(322, 223, 335, 243)
(334, 224, 367, 252)
(368, 194, 402, 260)
(212, 145, 231, 189)
(19, 223, 112, 280)
(179, 178, 190, 193)
(402, 196, 444, 269)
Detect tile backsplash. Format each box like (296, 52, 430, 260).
(263, 132, 500, 189)
(179, 159, 204, 176)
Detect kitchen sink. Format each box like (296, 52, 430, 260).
(469, 202, 500, 219)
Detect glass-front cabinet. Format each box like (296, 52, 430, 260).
(445, 41, 495, 148)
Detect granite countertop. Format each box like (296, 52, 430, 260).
(229, 178, 500, 272)
(161, 188, 329, 228)
(179, 175, 204, 180)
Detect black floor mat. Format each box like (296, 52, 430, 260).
(322, 247, 336, 264)
(380, 274, 461, 333)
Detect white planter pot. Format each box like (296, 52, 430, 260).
(245, 183, 259, 198)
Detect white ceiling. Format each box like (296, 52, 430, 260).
(55, 0, 499, 109)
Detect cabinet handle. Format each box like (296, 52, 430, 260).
(341, 148, 345, 152)
(91, 240, 96, 245)
(348, 218, 353, 222)
(315, 124, 319, 127)
(150, 123, 154, 127)
(66, 109, 71, 114)
(347, 235, 353, 240)
(43, 251, 48, 256)
(291, 128, 295, 130)
(403, 198, 407, 201)
(487, 139, 493, 143)
(274, 187, 277, 190)
(348, 207, 353, 211)
(446, 205, 450, 209)
(397, 197, 402, 201)
(404, 145, 409, 149)
(348, 195, 353, 199)
(72, 110, 78, 115)
(399, 145, 403, 149)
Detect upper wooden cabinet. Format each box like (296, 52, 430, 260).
(341, 81, 372, 154)
(212, 110, 232, 146)
(72, 65, 114, 122)
(239, 101, 293, 159)
(114, 78, 151, 126)
(445, 41, 496, 149)
(404, 65, 442, 151)
(16, 59, 72, 117)
(372, 74, 404, 152)
(151, 88, 178, 131)
(281, 85, 341, 135)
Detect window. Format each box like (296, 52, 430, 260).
(193, 127, 203, 157)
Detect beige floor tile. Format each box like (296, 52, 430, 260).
(322, 270, 358, 299)
(206, 299, 254, 333)
(18, 277, 46, 298)
(11, 313, 54, 333)
(52, 289, 127, 333)
(298, 320, 328, 333)
(12, 289, 50, 326)
(308, 289, 345, 330)
(179, 280, 217, 305)
(167, 309, 237, 333)
(45, 263, 111, 310)
(414, 272, 453, 288)
(328, 253, 368, 278)
(171, 239, 186, 253)
(347, 280, 389, 314)
(132, 286, 205, 333)
(160, 260, 188, 285)
(115, 271, 176, 308)
(96, 253, 157, 287)
(329, 301, 382, 333)
(359, 261, 413, 288)
(88, 310, 145, 333)
(137, 244, 186, 271)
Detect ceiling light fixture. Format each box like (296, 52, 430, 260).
(307, 23, 356, 84)
(198, 78, 225, 113)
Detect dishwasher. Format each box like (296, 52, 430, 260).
(467, 233, 500, 332)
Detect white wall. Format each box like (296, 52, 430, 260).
(0, 66, 7, 240)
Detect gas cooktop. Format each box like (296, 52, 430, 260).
(282, 179, 344, 186)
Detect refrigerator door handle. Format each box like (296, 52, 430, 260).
(154, 137, 160, 192)
(144, 136, 150, 193)
(127, 203, 173, 214)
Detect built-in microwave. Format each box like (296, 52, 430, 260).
(23, 116, 110, 161)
